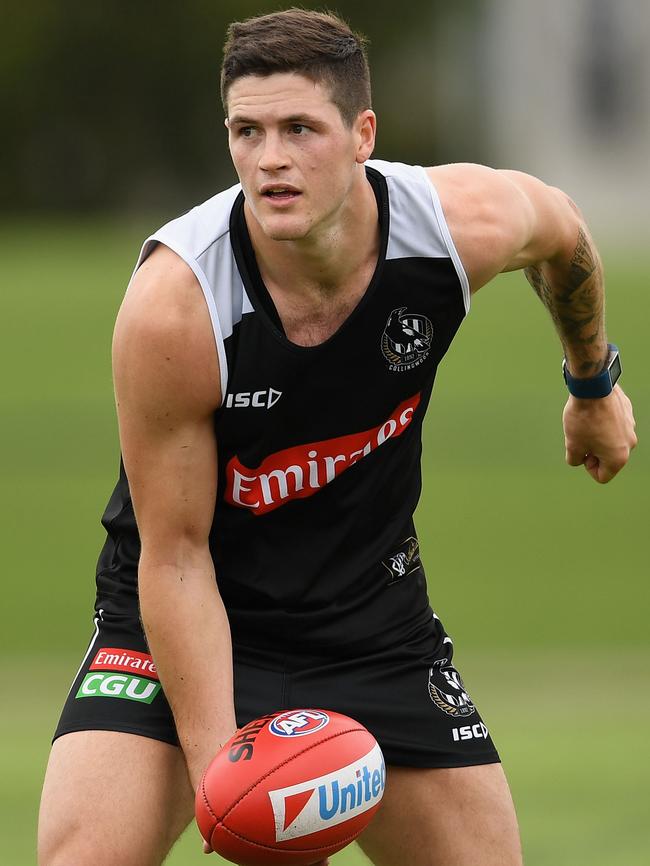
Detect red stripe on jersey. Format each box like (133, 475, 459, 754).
(225, 393, 421, 515)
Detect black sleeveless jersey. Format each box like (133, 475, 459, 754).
(96, 159, 471, 655)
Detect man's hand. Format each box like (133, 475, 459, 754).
(562, 385, 637, 483)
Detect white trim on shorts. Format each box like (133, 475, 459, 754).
(66, 609, 104, 696)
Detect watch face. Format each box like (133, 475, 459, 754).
(608, 352, 622, 387)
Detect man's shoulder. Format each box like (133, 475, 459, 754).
(367, 157, 427, 186)
(146, 180, 242, 263)
(366, 157, 437, 217)
(126, 245, 207, 330)
(425, 163, 544, 214)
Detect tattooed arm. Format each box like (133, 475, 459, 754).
(426, 163, 637, 483)
(523, 225, 606, 378)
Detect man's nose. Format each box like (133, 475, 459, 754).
(258, 133, 290, 171)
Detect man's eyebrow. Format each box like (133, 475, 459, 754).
(282, 114, 322, 125)
(229, 113, 323, 126)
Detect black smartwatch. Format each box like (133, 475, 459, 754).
(562, 344, 621, 398)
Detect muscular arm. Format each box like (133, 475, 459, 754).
(113, 244, 236, 789)
(523, 224, 605, 376)
(428, 163, 637, 482)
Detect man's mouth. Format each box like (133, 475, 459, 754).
(260, 185, 301, 201)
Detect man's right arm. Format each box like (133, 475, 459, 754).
(429, 163, 636, 483)
(112, 244, 237, 790)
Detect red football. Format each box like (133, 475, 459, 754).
(196, 709, 385, 866)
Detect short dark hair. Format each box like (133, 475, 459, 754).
(221, 8, 371, 127)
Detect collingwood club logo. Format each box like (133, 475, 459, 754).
(428, 659, 476, 717)
(381, 307, 433, 371)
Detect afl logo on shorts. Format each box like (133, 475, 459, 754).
(381, 307, 433, 372)
(269, 710, 331, 738)
(428, 660, 476, 718)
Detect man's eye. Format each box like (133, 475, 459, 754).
(290, 124, 309, 135)
(239, 127, 255, 138)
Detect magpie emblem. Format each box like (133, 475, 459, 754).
(381, 307, 433, 371)
(428, 659, 476, 718)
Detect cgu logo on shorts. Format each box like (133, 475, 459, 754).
(268, 743, 385, 842)
(225, 392, 421, 515)
(269, 710, 330, 738)
(76, 672, 161, 704)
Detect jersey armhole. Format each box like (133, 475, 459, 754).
(132, 236, 229, 403)
(418, 166, 471, 315)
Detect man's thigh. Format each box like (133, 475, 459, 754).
(38, 730, 194, 866)
(357, 763, 522, 866)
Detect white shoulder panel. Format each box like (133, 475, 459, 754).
(130, 182, 253, 401)
(367, 159, 470, 313)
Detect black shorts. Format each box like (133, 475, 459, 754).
(54, 605, 499, 768)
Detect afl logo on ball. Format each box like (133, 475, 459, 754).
(269, 709, 331, 738)
(381, 307, 433, 372)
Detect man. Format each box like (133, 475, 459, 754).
(38, 8, 636, 866)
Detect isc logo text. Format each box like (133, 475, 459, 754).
(451, 722, 489, 742)
(225, 388, 282, 409)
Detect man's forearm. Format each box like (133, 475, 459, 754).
(524, 224, 608, 377)
(139, 549, 237, 788)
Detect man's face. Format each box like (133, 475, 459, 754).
(226, 72, 374, 242)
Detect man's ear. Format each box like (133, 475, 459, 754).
(355, 110, 377, 164)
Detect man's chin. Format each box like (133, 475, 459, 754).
(261, 220, 311, 242)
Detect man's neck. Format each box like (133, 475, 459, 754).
(245, 170, 379, 298)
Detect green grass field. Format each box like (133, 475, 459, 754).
(1, 219, 648, 864)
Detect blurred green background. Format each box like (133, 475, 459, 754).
(1, 1, 648, 865)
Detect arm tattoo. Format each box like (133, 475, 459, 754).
(568, 227, 596, 291)
(525, 227, 606, 375)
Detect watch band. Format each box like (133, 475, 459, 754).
(562, 344, 621, 398)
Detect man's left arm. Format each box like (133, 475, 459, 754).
(428, 163, 637, 483)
